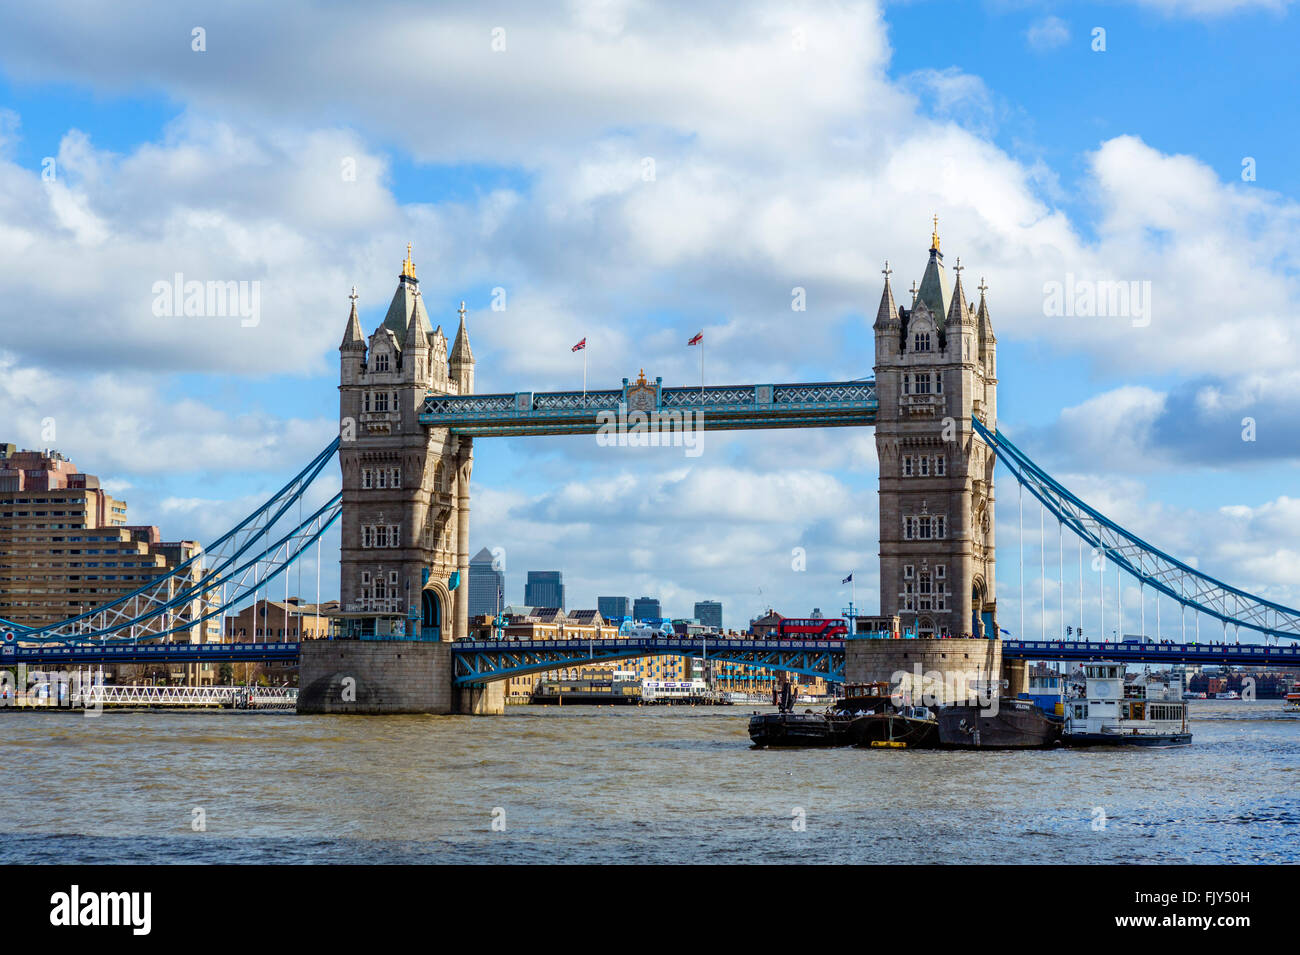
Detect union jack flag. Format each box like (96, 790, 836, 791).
(572, 338, 586, 352)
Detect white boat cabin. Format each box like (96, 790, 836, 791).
(1065, 662, 1188, 739)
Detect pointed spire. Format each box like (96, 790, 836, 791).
(450, 300, 474, 365)
(873, 261, 899, 330)
(404, 287, 431, 352)
(381, 243, 428, 345)
(976, 276, 997, 344)
(916, 219, 950, 318)
(946, 257, 972, 327)
(340, 286, 365, 350)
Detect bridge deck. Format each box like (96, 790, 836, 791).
(2, 642, 302, 665)
(7, 637, 1296, 672)
(1002, 639, 1300, 666)
(419, 379, 877, 436)
(451, 636, 846, 685)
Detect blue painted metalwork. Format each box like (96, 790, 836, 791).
(0, 642, 302, 665)
(449, 637, 845, 685)
(419, 379, 877, 435)
(19, 492, 342, 646)
(974, 419, 1300, 642)
(1003, 639, 1299, 667)
(18, 439, 342, 644)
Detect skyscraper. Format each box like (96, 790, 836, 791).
(598, 596, 630, 622)
(632, 596, 661, 621)
(468, 547, 504, 619)
(525, 570, 565, 609)
(694, 600, 722, 630)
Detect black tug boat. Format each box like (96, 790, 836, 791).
(936, 697, 1062, 749)
(748, 681, 851, 747)
(746, 710, 854, 747)
(847, 705, 940, 748)
(749, 681, 935, 748)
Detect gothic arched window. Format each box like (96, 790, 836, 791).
(914, 331, 931, 352)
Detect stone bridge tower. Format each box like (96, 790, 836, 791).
(335, 246, 475, 644)
(873, 222, 997, 642)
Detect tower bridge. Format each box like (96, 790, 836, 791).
(8, 226, 1300, 715)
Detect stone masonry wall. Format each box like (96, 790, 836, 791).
(298, 640, 453, 714)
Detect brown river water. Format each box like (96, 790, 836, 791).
(1, 700, 1296, 864)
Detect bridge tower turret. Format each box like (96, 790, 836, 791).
(873, 222, 997, 642)
(333, 247, 475, 648)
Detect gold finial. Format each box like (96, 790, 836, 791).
(931, 214, 940, 252)
(402, 243, 416, 279)
(637, 368, 647, 385)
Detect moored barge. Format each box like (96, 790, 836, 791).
(937, 697, 1062, 749)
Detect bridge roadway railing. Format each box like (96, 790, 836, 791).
(1, 641, 303, 665)
(419, 380, 878, 436)
(449, 636, 846, 685)
(1003, 639, 1300, 666)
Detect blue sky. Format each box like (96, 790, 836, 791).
(1, 0, 1298, 636)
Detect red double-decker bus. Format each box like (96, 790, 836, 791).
(776, 617, 848, 639)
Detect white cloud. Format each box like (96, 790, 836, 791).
(0, 0, 1297, 625)
(469, 459, 877, 619)
(0, 350, 334, 479)
(1128, 0, 1293, 15)
(1026, 16, 1070, 51)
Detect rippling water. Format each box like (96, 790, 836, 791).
(1, 700, 1296, 864)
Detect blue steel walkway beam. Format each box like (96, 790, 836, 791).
(420, 380, 877, 436)
(2, 641, 303, 665)
(974, 418, 1300, 642)
(1003, 640, 1300, 667)
(450, 637, 845, 685)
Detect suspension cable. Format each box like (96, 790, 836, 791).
(1019, 482, 1024, 640)
(1040, 496, 1046, 640)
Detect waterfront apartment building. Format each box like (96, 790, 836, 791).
(222, 597, 336, 685)
(632, 596, 661, 621)
(524, 570, 564, 610)
(597, 595, 630, 622)
(0, 446, 218, 642)
(468, 547, 503, 619)
(694, 600, 722, 630)
(223, 598, 336, 642)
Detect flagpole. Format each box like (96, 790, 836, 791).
(700, 337, 704, 398)
(583, 345, 587, 398)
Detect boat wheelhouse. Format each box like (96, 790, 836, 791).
(1285, 681, 1300, 712)
(1063, 662, 1191, 747)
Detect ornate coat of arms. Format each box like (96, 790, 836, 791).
(626, 369, 658, 415)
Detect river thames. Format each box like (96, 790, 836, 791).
(1, 700, 1296, 864)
